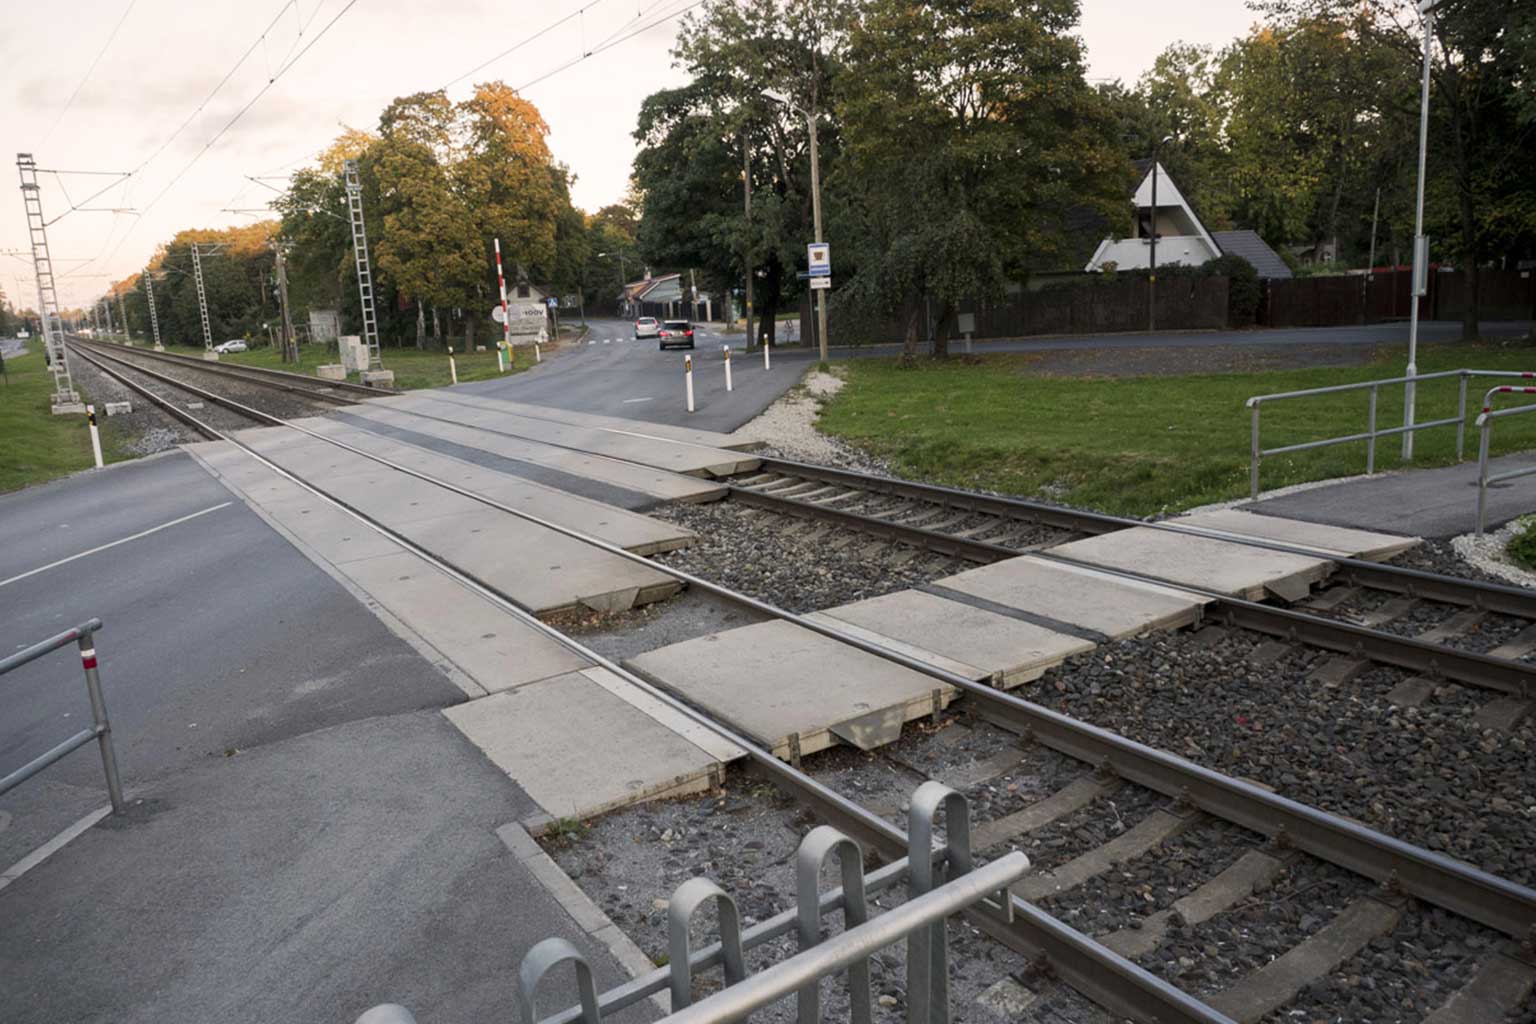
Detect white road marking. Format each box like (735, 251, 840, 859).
(0, 501, 233, 589)
(622, 397, 654, 404)
(0, 804, 112, 893)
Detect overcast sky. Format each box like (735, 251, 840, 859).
(1, 0, 1260, 308)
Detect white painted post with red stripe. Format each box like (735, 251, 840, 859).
(685, 354, 695, 413)
(494, 238, 511, 373)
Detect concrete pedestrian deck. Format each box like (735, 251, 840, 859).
(198, 436, 679, 616)
(807, 588, 1095, 688)
(413, 390, 764, 452)
(445, 667, 745, 827)
(344, 404, 727, 504)
(1048, 528, 1335, 602)
(625, 619, 959, 759)
(1169, 509, 1420, 561)
(379, 392, 761, 478)
(933, 556, 1209, 640)
(1247, 452, 1536, 539)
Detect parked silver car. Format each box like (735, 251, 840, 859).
(634, 317, 660, 340)
(214, 339, 248, 354)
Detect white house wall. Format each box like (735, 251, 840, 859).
(1085, 236, 1220, 272)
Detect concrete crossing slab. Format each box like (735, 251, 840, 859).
(400, 391, 763, 452)
(936, 556, 1208, 640)
(625, 619, 958, 759)
(345, 404, 726, 503)
(808, 589, 1095, 688)
(1048, 527, 1335, 601)
(445, 667, 743, 823)
(1170, 508, 1420, 561)
(388, 393, 761, 477)
(258, 420, 697, 555)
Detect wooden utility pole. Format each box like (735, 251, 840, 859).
(273, 245, 297, 363)
(742, 139, 754, 348)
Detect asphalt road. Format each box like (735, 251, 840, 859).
(461, 317, 809, 432)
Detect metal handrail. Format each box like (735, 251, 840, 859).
(1474, 385, 1536, 536)
(0, 617, 125, 814)
(1246, 368, 1536, 498)
(357, 783, 1033, 1024)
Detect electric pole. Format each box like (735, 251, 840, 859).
(192, 242, 214, 352)
(343, 159, 383, 373)
(273, 244, 296, 363)
(117, 289, 129, 343)
(143, 268, 163, 350)
(743, 139, 754, 349)
(16, 153, 80, 410)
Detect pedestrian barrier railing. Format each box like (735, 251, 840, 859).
(1474, 385, 1536, 536)
(1245, 368, 1536, 499)
(353, 782, 1028, 1024)
(0, 617, 125, 814)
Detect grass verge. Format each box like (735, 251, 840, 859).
(154, 341, 540, 389)
(0, 342, 132, 493)
(815, 342, 1536, 517)
(1508, 518, 1536, 570)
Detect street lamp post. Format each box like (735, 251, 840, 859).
(1403, 0, 1440, 460)
(598, 251, 627, 317)
(764, 88, 830, 365)
(1148, 134, 1173, 334)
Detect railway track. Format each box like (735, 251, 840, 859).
(73, 353, 1536, 1021)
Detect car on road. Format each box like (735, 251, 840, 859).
(214, 339, 248, 354)
(16, 329, 28, 339)
(658, 319, 695, 350)
(634, 317, 660, 340)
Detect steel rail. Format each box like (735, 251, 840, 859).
(757, 456, 1536, 620)
(72, 334, 1226, 1024)
(69, 345, 232, 439)
(733, 477, 1536, 697)
(70, 335, 393, 398)
(69, 343, 285, 431)
(111, 376, 1536, 942)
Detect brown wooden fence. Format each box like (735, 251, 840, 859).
(1266, 268, 1535, 328)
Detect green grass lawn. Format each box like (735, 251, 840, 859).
(154, 341, 539, 389)
(816, 343, 1536, 517)
(0, 342, 133, 493)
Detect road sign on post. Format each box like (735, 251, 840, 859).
(810, 276, 831, 290)
(807, 243, 831, 277)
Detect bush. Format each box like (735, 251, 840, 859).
(1207, 254, 1260, 328)
(1507, 517, 1536, 569)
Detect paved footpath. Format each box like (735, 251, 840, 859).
(0, 453, 655, 1024)
(1249, 451, 1536, 538)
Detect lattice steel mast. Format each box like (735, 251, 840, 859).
(343, 159, 382, 370)
(16, 153, 80, 408)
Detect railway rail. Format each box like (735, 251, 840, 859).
(73, 353, 1536, 1022)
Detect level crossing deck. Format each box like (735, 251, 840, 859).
(405, 391, 764, 451)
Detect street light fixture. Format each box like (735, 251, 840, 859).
(1403, 0, 1442, 459)
(763, 88, 830, 365)
(1148, 134, 1174, 334)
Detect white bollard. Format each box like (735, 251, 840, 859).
(497, 343, 506, 374)
(448, 347, 458, 385)
(763, 339, 771, 370)
(685, 354, 695, 413)
(534, 343, 541, 364)
(86, 404, 103, 468)
(724, 345, 733, 392)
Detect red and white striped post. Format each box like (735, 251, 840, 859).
(494, 238, 511, 373)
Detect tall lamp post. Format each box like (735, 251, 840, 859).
(764, 88, 829, 365)
(1148, 134, 1173, 334)
(1403, 0, 1440, 460)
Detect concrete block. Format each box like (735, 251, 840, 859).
(1049, 527, 1335, 601)
(316, 364, 347, 381)
(626, 619, 957, 759)
(937, 555, 1207, 641)
(338, 335, 369, 374)
(1173, 509, 1420, 561)
(51, 401, 87, 415)
(103, 401, 132, 416)
(360, 369, 395, 387)
(445, 668, 738, 821)
(202, 351, 220, 361)
(809, 588, 1095, 688)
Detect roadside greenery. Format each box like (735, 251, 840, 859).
(816, 343, 1536, 517)
(0, 343, 128, 493)
(155, 341, 539, 390)
(1508, 518, 1536, 570)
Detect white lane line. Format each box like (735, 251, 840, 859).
(622, 397, 654, 404)
(0, 804, 112, 893)
(0, 501, 233, 589)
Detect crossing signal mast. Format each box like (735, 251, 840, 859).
(16, 153, 83, 412)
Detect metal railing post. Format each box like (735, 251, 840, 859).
(78, 633, 125, 814)
(1457, 372, 1469, 462)
(1477, 414, 1493, 537)
(1249, 401, 1261, 499)
(1367, 386, 1378, 475)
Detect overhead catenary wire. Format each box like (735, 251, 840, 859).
(515, 0, 706, 92)
(40, 0, 140, 146)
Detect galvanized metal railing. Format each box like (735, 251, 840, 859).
(0, 618, 125, 814)
(354, 782, 1029, 1024)
(1474, 385, 1536, 536)
(1245, 368, 1536, 498)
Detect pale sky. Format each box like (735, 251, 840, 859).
(1, 0, 1261, 309)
